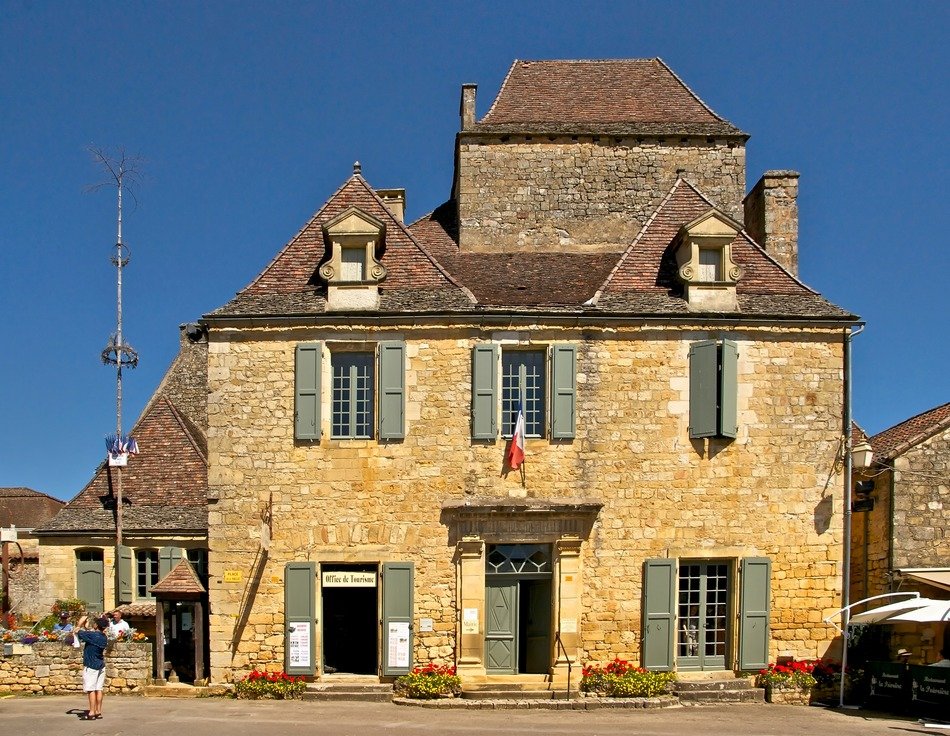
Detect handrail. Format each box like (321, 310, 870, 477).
(555, 630, 572, 700)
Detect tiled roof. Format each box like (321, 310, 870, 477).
(115, 603, 157, 618)
(589, 179, 852, 318)
(207, 175, 473, 318)
(35, 396, 207, 535)
(871, 402, 950, 460)
(210, 173, 853, 321)
(477, 59, 745, 136)
(0, 488, 64, 529)
(151, 559, 206, 596)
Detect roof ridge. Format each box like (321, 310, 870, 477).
(590, 178, 684, 304)
(654, 58, 728, 124)
(481, 59, 519, 123)
(161, 396, 208, 465)
(238, 174, 358, 295)
(351, 177, 477, 304)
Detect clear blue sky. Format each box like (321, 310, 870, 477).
(2, 2, 947, 501)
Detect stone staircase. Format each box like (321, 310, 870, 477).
(461, 675, 574, 701)
(303, 675, 393, 702)
(673, 674, 764, 704)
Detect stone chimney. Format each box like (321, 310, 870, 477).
(743, 171, 800, 277)
(460, 83, 477, 130)
(376, 189, 406, 223)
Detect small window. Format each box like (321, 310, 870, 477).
(698, 247, 722, 281)
(186, 548, 209, 586)
(340, 247, 366, 281)
(136, 549, 159, 599)
(331, 352, 375, 438)
(502, 350, 545, 437)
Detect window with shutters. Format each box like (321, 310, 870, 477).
(688, 339, 738, 440)
(502, 350, 545, 437)
(331, 352, 375, 439)
(471, 343, 576, 441)
(135, 549, 159, 599)
(297, 341, 405, 442)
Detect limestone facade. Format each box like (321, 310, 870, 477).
(206, 323, 846, 682)
(457, 137, 746, 252)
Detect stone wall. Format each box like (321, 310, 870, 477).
(206, 322, 845, 682)
(891, 424, 949, 570)
(456, 137, 746, 251)
(0, 641, 151, 694)
(849, 471, 892, 602)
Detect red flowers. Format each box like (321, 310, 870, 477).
(244, 669, 302, 683)
(410, 663, 457, 677)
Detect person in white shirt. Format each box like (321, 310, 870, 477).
(931, 645, 950, 667)
(108, 610, 131, 638)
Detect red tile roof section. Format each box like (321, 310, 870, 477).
(481, 59, 732, 126)
(150, 559, 206, 595)
(0, 488, 64, 528)
(66, 396, 207, 510)
(596, 179, 818, 299)
(871, 402, 950, 460)
(240, 175, 471, 300)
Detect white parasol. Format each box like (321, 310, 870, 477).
(886, 599, 950, 623)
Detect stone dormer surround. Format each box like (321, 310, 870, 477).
(675, 209, 742, 312)
(319, 206, 388, 311)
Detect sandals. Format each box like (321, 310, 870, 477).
(80, 714, 102, 720)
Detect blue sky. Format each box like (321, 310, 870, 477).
(1, 2, 947, 501)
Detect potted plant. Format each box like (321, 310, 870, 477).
(756, 660, 818, 704)
(393, 663, 461, 699)
(581, 657, 677, 698)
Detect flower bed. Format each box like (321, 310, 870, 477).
(756, 658, 843, 705)
(234, 670, 306, 700)
(393, 663, 461, 699)
(581, 658, 676, 698)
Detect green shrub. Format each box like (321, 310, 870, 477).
(393, 663, 461, 699)
(581, 658, 676, 698)
(234, 670, 306, 700)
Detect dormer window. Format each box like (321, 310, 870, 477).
(675, 210, 742, 311)
(320, 207, 387, 310)
(340, 247, 367, 282)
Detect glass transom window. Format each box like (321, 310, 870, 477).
(136, 549, 159, 599)
(502, 350, 545, 437)
(331, 352, 374, 438)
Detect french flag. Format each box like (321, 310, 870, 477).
(507, 396, 526, 470)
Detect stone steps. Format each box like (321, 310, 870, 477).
(673, 676, 764, 705)
(302, 683, 392, 702)
(460, 681, 572, 700)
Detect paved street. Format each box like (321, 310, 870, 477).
(0, 696, 943, 736)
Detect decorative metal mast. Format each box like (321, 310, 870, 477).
(91, 149, 141, 547)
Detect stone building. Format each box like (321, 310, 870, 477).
(34, 326, 210, 682)
(0, 487, 64, 620)
(200, 58, 858, 684)
(851, 401, 950, 660)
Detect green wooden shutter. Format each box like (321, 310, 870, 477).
(295, 342, 322, 440)
(79, 552, 105, 612)
(284, 562, 317, 676)
(159, 546, 183, 579)
(471, 344, 498, 440)
(550, 344, 577, 439)
(642, 558, 675, 671)
(739, 557, 771, 671)
(378, 341, 406, 440)
(115, 545, 133, 604)
(382, 561, 414, 676)
(689, 340, 718, 438)
(719, 339, 738, 439)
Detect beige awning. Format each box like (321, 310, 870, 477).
(900, 569, 950, 593)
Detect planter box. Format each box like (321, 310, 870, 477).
(764, 684, 810, 705)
